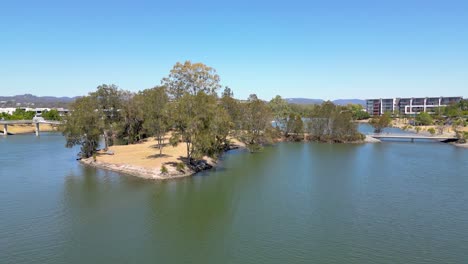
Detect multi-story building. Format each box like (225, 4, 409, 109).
(366, 96, 463, 116)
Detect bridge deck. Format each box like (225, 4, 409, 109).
(0, 120, 62, 125)
(368, 133, 457, 140)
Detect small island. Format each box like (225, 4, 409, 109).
(61, 61, 372, 179)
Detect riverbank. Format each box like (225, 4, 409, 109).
(0, 124, 59, 135)
(392, 119, 468, 135)
(453, 143, 468, 148)
(81, 136, 245, 180)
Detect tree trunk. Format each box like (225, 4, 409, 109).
(103, 130, 109, 151)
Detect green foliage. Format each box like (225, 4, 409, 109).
(140, 86, 170, 154)
(161, 61, 221, 99)
(220, 87, 241, 130)
(160, 165, 169, 175)
(427, 128, 436, 135)
(116, 91, 145, 144)
(176, 162, 186, 172)
(90, 84, 125, 149)
(415, 112, 433, 126)
(369, 112, 392, 133)
(269, 95, 291, 135)
(42, 109, 62, 121)
(171, 91, 231, 161)
(347, 104, 370, 120)
(415, 127, 421, 133)
(306, 101, 363, 142)
(62, 96, 103, 158)
(238, 94, 275, 152)
(286, 113, 304, 140)
(3, 109, 37, 120)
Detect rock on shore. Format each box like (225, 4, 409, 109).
(364, 135, 381, 143)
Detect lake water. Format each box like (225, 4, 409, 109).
(1, 128, 467, 263)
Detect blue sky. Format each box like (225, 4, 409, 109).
(1, 0, 467, 100)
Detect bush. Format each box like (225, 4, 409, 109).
(160, 165, 168, 175)
(415, 127, 421, 133)
(427, 128, 436, 135)
(415, 112, 433, 126)
(176, 162, 185, 172)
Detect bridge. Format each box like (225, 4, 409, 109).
(1, 120, 62, 136)
(367, 133, 458, 142)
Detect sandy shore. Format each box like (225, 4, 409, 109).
(1, 124, 59, 135)
(81, 136, 245, 180)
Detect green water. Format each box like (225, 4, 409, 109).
(1, 132, 467, 263)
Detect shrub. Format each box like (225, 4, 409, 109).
(92, 153, 97, 162)
(415, 127, 421, 133)
(176, 162, 185, 172)
(160, 165, 168, 175)
(427, 128, 436, 135)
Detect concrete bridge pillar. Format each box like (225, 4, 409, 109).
(3, 124, 7, 136)
(35, 122, 40, 136)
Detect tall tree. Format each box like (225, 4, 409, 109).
(117, 91, 145, 144)
(238, 94, 275, 151)
(141, 86, 170, 156)
(161, 61, 221, 99)
(269, 95, 291, 136)
(306, 101, 362, 142)
(90, 84, 124, 150)
(369, 112, 392, 133)
(220, 86, 241, 130)
(170, 92, 229, 162)
(62, 96, 103, 158)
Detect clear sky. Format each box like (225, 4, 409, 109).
(1, 0, 467, 100)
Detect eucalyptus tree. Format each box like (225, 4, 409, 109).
(141, 86, 170, 156)
(90, 84, 125, 150)
(162, 61, 228, 162)
(368, 112, 392, 133)
(269, 95, 291, 135)
(62, 96, 103, 158)
(161, 61, 221, 99)
(238, 94, 275, 152)
(170, 91, 230, 162)
(306, 101, 362, 142)
(117, 91, 145, 144)
(220, 86, 241, 131)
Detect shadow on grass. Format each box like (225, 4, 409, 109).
(146, 154, 171, 159)
(149, 143, 170, 149)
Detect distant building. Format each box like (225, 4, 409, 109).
(366, 96, 463, 116)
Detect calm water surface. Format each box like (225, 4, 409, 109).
(1, 130, 467, 263)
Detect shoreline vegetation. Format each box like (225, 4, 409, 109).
(56, 61, 467, 179)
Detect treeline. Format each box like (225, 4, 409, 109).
(63, 61, 364, 161)
(0, 109, 62, 121)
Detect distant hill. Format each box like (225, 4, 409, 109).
(285, 98, 324, 105)
(332, 99, 366, 106)
(0, 94, 77, 108)
(285, 98, 365, 106)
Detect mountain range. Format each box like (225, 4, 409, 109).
(0, 94, 77, 108)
